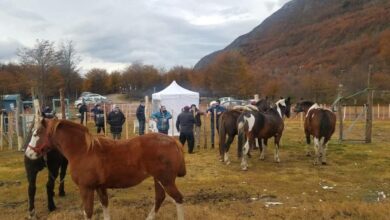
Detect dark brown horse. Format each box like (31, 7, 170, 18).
(238, 97, 291, 170)
(294, 100, 336, 165)
(218, 98, 271, 164)
(26, 119, 186, 220)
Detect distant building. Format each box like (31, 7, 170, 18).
(0, 94, 22, 113)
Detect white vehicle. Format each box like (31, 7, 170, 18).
(74, 94, 107, 108)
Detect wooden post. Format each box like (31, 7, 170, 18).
(203, 105, 208, 149)
(377, 103, 380, 120)
(15, 107, 23, 151)
(0, 112, 3, 150)
(171, 109, 174, 136)
(365, 65, 373, 143)
(8, 112, 13, 149)
(338, 84, 343, 143)
(343, 105, 346, 121)
(125, 107, 129, 139)
(103, 103, 107, 136)
(213, 108, 216, 148)
(388, 104, 390, 120)
(145, 96, 149, 134)
(60, 89, 66, 120)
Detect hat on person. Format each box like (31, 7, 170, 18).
(183, 106, 190, 112)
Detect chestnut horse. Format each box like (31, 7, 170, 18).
(26, 118, 186, 220)
(238, 97, 291, 170)
(294, 100, 336, 165)
(218, 98, 272, 164)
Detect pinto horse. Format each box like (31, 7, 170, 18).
(24, 126, 68, 219)
(294, 100, 336, 165)
(218, 98, 271, 164)
(26, 118, 186, 220)
(238, 97, 291, 170)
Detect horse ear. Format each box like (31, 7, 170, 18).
(287, 97, 291, 101)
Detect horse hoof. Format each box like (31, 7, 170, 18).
(241, 167, 248, 171)
(59, 191, 66, 197)
(306, 153, 311, 157)
(225, 161, 231, 165)
(48, 205, 57, 212)
(321, 162, 327, 165)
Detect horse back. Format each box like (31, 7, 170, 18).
(306, 109, 336, 140)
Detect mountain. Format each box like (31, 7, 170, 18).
(194, 0, 390, 76)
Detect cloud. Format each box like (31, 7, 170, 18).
(0, 38, 24, 62)
(0, 0, 288, 72)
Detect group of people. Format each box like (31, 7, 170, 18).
(75, 99, 226, 153)
(135, 99, 226, 154)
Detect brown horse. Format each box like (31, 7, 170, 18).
(238, 97, 291, 170)
(294, 100, 336, 165)
(218, 98, 271, 164)
(26, 118, 186, 220)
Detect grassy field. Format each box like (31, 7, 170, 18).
(0, 119, 389, 219)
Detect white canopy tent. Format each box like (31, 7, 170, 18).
(151, 81, 199, 136)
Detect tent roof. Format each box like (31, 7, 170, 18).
(153, 81, 198, 96)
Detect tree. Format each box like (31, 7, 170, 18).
(17, 39, 57, 105)
(56, 40, 82, 99)
(83, 68, 110, 94)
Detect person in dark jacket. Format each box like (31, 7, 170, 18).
(93, 104, 105, 134)
(42, 106, 55, 119)
(136, 100, 146, 135)
(107, 105, 126, 139)
(79, 102, 88, 125)
(191, 104, 204, 149)
(176, 106, 195, 153)
(206, 100, 226, 148)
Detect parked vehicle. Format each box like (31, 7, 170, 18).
(219, 97, 236, 103)
(221, 100, 248, 109)
(74, 94, 108, 108)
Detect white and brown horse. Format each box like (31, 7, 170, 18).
(238, 97, 291, 170)
(294, 100, 336, 165)
(26, 118, 186, 220)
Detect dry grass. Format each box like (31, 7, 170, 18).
(0, 119, 389, 219)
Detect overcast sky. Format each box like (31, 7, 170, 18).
(0, 0, 289, 73)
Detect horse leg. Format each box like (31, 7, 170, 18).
(26, 166, 38, 219)
(241, 140, 250, 171)
(321, 139, 329, 165)
(147, 178, 166, 220)
(47, 161, 60, 211)
(58, 158, 68, 197)
(160, 181, 184, 220)
(224, 135, 235, 165)
(260, 139, 268, 160)
(305, 132, 311, 156)
(237, 132, 244, 158)
(313, 137, 320, 165)
(79, 186, 95, 220)
(96, 188, 110, 220)
(274, 136, 281, 163)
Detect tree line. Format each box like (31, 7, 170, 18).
(1, 39, 389, 105)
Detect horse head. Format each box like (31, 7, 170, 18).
(25, 118, 56, 160)
(275, 97, 292, 118)
(294, 100, 315, 113)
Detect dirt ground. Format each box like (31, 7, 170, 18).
(0, 118, 389, 219)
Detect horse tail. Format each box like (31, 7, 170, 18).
(319, 110, 332, 141)
(174, 139, 187, 177)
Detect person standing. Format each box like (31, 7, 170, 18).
(206, 100, 226, 148)
(136, 100, 146, 135)
(191, 104, 203, 149)
(151, 106, 172, 134)
(93, 104, 105, 134)
(79, 101, 88, 125)
(176, 106, 195, 154)
(107, 105, 126, 139)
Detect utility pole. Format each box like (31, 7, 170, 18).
(365, 65, 373, 143)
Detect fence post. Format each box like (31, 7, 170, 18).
(125, 107, 129, 139)
(103, 103, 107, 136)
(0, 113, 3, 150)
(8, 112, 13, 149)
(204, 105, 208, 149)
(213, 108, 216, 148)
(171, 109, 174, 136)
(388, 104, 390, 120)
(145, 96, 149, 134)
(60, 89, 66, 120)
(337, 84, 344, 143)
(365, 65, 373, 143)
(15, 107, 23, 151)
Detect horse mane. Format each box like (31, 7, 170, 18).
(50, 119, 100, 151)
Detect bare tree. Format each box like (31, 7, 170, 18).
(17, 39, 56, 105)
(56, 40, 82, 99)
